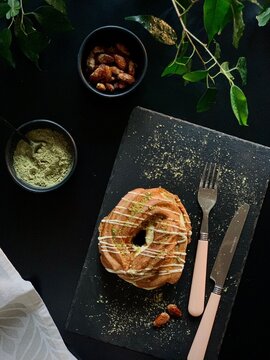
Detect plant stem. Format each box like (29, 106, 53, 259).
(171, 0, 234, 85)
(20, 0, 25, 26)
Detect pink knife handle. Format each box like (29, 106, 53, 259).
(188, 239, 208, 316)
(187, 292, 221, 360)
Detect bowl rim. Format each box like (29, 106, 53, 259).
(77, 25, 148, 98)
(5, 119, 78, 193)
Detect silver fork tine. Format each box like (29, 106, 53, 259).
(199, 163, 208, 188)
(205, 162, 212, 187)
(213, 165, 220, 189)
(188, 162, 219, 317)
(209, 163, 217, 188)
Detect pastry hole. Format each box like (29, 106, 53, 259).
(132, 230, 146, 247)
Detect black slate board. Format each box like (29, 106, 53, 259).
(66, 107, 270, 360)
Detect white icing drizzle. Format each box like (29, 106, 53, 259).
(127, 191, 175, 204)
(158, 268, 184, 275)
(98, 235, 132, 240)
(105, 265, 184, 276)
(100, 248, 120, 254)
(158, 207, 183, 216)
(101, 219, 137, 227)
(154, 228, 186, 236)
(159, 263, 185, 268)
(112, 210, 145, 221)
(160, 222, 185, 230)
(153, 239, 186, 245)
(117, 202, 182, 217)
(121, 198, 175, 208)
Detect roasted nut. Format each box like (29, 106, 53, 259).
(86, 52, 95, 70)
(153, 312, 170, 328)
(89, 66, 104, 83)
(114, 54, 127, 70)
(89, 64, 112, 83)
(117, 82, 127, 89)
(128, 60, 136, 77)
(110, 66, 124, 75)
(166, 304, 182, 318)
(92, 46, 105, 54)
(96, 83, 106, 91)
(116, 42, 130, 56)
(118, 72, 135, 85)
(97, 53, 114, 64)
(105, 83, 114, 92)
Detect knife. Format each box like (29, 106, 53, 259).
(187, 203, 250, 360)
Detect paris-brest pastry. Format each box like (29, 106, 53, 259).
(98, 187, 192, 290)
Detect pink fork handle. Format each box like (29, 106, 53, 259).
(187, 292, 221, 360)
(188, 240, 208, 316)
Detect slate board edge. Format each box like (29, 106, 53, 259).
(134, 106, 270, 152)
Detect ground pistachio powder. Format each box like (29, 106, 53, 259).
(13, 128, 73, 187)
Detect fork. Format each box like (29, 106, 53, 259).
(188, 163, 220, 317)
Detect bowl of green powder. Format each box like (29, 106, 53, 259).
(5, 119, 78, 192)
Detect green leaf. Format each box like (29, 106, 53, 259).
(0, 28, 15, 67)
(236, 56, 247, 85)
(231, 0, 245, 48)
(203, 0, 232, 42)
(45, 0, 67, 15)
(14, 17, 50, 66)
(6, 0, 20, 20)
(183, 70, 208, 82)
(256, 7, 270, 27)
(197, 88, 217, 112)
(33, 6, 73, 34)
(0, 3, 10, 18)
(230, 85, 248, 126)
(125, 15, 177, 45)
(161, 56, 190, 77)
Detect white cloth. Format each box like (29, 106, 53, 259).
(0, 248, 77, 360)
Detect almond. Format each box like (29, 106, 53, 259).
(166, 304, 182, 318)
(153, 312, 170, 327)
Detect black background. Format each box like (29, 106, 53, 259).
(0, 1, 269, 359)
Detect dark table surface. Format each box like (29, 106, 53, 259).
(0, 1, 269, 359)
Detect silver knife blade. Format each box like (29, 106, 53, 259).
(210, 203, 250, 290)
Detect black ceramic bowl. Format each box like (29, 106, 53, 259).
(5, 119, 78, 193)
(78, 25, 148, 97)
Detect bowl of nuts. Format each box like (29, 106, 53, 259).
(77, 25, 148, 97)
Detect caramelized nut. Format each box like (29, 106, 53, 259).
(96, 83, 106, 91)
(118, 72, 135, 84)
(128, 60, 136, 77)
(105, 83, 114, 92)
(114, 54, 127, 70)
(110, 66, 124, 75)
(92, 46, 105, 54)
(116, 43, 130, 56)
(90, 64, 112, 83)
(166, 304, 182, 318)
(97, 53, 114, 64)
(153, 312, 170, 328)
(86, 52, 95, 70)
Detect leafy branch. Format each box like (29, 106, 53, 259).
(126, 0, 270, 126)
(0, 0, 73, 68)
